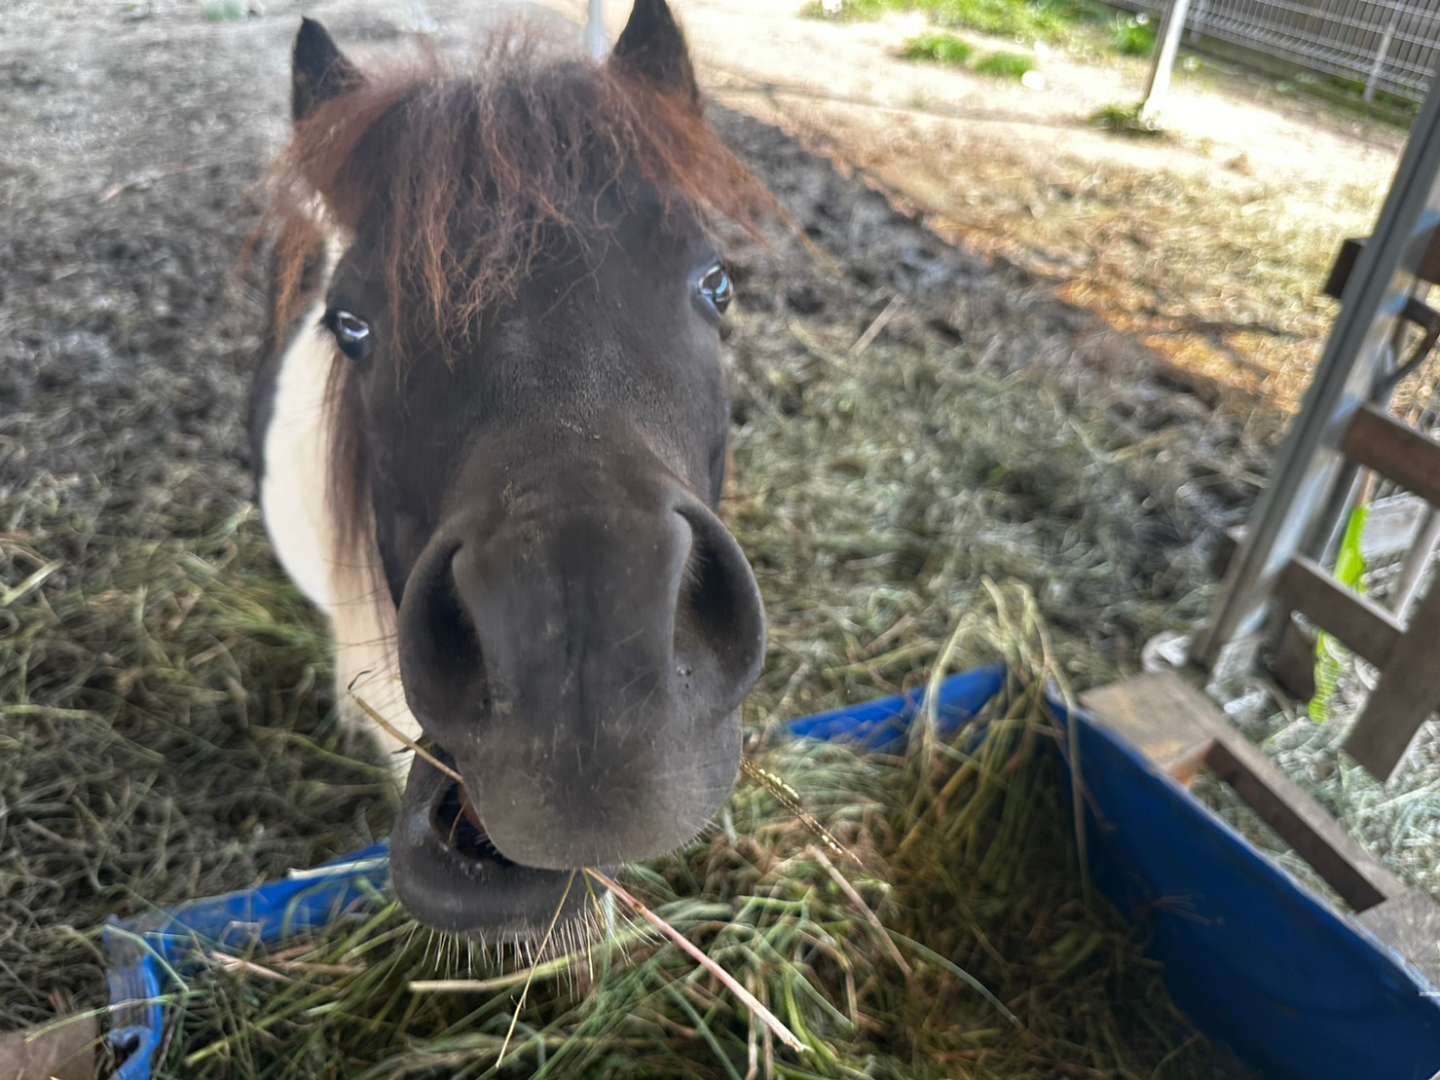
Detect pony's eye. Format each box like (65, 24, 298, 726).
(327, 309, 371, 360)
(698, 263, 733, 316)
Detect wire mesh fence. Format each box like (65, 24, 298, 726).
(1112, 0, 1440, 102)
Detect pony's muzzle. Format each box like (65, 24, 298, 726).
(394, 481, 765, 873)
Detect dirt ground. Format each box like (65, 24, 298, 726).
(0, 0, 1417, 1059)
(651, 0, 1404, 414)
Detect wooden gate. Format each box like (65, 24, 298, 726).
(1194, 71, 1440, 780)
(1272, 399, 1440, 777)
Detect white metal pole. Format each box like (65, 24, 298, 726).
(1141, 0, 1195, 121)
(584, 0, 608, 59)
(1365, 11, 1400, 104)
(1187, 0, 1209, 44)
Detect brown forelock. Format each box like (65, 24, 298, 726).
(266, 26, 778, 365)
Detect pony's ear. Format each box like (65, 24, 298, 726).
(292, 17, 363, 124)
(608, 0, 700, 108)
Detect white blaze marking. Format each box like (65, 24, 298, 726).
(260, 306, 337, 609)
(260, 289, 422, 781)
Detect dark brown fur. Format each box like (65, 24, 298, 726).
(252, 12, 777, 931)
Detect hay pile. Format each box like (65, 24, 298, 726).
(0, 486, 1241, 1075)
(152, 588, 1242, 1076)
(0, 479, 396, 1033)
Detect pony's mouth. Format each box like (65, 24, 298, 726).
(434, 781, 511, 865)
(388, 744, 595, 937)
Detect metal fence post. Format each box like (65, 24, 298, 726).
(585, 0, 608, 59)
(1366, 10, 1401, 103)
(1142, 0, 1196, 120)
(1187, 0, 1210, 45)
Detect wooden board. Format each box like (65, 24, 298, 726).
(1320, 233, 1440, 297)
(1079, 675, 1212, 772)
(1083, 672, 1409, 912)
(1345, 574, 1440, 779)
(1357, 890, 1440, 989)
(1273, 555, 1403, 669)
(1342, 403, 1440, 509)
(0, 1015, 97, 1080)
(1204, 717, 1407, 912)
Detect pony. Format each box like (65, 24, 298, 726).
(248, 1, 772, 938)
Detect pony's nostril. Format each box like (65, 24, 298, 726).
(682, 528, 741, 644)
(421, 556, 479, 682)
(433, 552, 483, 679)
(674, 506, 766, 702)
(397, 542, 486, 729)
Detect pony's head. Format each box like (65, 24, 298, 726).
(272, 3, 772, 936)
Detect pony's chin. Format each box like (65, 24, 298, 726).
(389, 748, 596, 938)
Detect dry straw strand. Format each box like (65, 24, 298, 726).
(584, 868, 808, 1055)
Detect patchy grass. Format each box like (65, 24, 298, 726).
(1323, 73, 1422, 118)
(902, 32, 1046, 80)
(801, 0, 887, 22)
(808, 0, 1103, 45)
(932, 0, 1077, 42)
(902, 31, 975, 66)
(200, 0, 249, 20)
(1090, 101, 1166, 137)
(973, 50, 1036, 78)
(1111, 12, 1156, 55)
